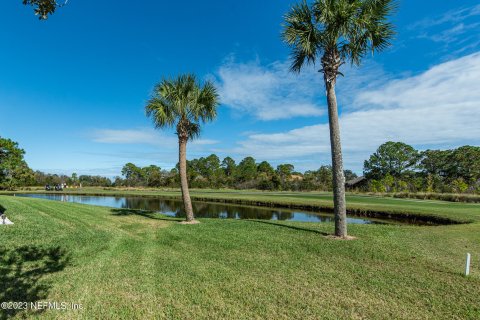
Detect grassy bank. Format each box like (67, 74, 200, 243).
(1, 195, 480, 319)
(365, 192, 480, 203)
(3, 188, 480, 224)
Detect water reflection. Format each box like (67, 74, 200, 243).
(15, 194, 382, 224)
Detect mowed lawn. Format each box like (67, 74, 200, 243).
(1, 194, 480, 319)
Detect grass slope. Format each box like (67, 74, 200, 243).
(1, 194, 479, 319)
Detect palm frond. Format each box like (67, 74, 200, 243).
(145, 96, 177, 129)
(283, 0, 396, 74)
(196, 81, 219, 123)
(282, 0, 321, 73)
(146, 74, 219, 141)
(186, 122, 201, 141)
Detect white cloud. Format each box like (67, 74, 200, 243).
(411, 4, 480, 29)
(92, 128, 172, 145)
(216, 56, 390, 117)
(91, 128, 218, 147)
(412, 4, 480, 49)
(229, 52, 480, 172)
(215, 58, 325, 120)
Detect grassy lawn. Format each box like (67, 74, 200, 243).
(1, 193, 480, 319)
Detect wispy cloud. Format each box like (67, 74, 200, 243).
(215, 56, 390, 118)
(411, 4, 480, 29)
(92, 128, 174, 145)
(411, 4, 480, 50)
(91, 128, 218, 147)
(215, 57, 325, 120)
(227, 52, 480, 172)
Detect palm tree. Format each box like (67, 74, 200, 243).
(283, 0, 396, 237)
(146, 74, 219, 223)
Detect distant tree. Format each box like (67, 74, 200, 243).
(199, 154, 223, 187)
(71, 172, 78, 185)
(317, 165, 333, 190)
(276, 164, 294, 185)
(113, 176, 125, 187)
(364, 142, 419, 180)
(142, 165, 163, 187)
(10, 163, 35, 188)
(419, 149, 451, 192)
(258, 161, 275, 176)
(220, 157, 236, 187)
(121, 163, 145, 187)
(283, 0, 396, 237)
(78, 175, 112, 187)
(145, 74, 219, 223)
(343, 170, 358, 182)
(256, 161, 276, 190)
(420, 149, 451, 178)
(236, 157, 258, 184)
(448, 146, 480, 185)
(221, 157, 236, 176)
(0, 137, 34, 189)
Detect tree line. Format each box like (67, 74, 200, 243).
(2, 136, 478, 194)
(115, 141, 480, 194)
(363, 142, 480, 194)
(115, 157, 358, 191)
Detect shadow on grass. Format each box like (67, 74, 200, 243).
(248, 220, 330, 236)
(0, 246, 70, 320)
(110, 208, 183, 222)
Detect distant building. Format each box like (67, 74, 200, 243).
(345, 176, 368, 190)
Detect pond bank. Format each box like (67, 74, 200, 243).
(4, 188, 477, 225)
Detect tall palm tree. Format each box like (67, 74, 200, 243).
(283, 0, 396, 237)
(146, 74, 219, 223)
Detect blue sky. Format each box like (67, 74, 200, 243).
(1, 0, 479, 177)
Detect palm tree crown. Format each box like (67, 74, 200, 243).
(283, 0, 396, 82)
(146, 74, 219, 142)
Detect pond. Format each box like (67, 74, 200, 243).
(14, 193, 387, 224)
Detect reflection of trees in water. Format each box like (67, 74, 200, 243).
(191, 202, 296, 220)
(120, 197, 296, 220)
(118, 197, 376, 223)
(22, 195, 374, 223)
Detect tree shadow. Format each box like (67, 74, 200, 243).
(110, 208, 183, 222)
(0, 245, 70, 320)
(247, 220, 330, 236)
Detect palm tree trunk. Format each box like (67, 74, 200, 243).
(179, 138, 195, 222)
(325, 80, 347, 237)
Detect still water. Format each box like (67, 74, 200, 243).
(15, 193, 385, 224)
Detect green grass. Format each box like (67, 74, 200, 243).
(1, 193, 480, 319)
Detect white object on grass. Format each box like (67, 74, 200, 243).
(1, 214, 14, 225)
(465, 253, 471, 276)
